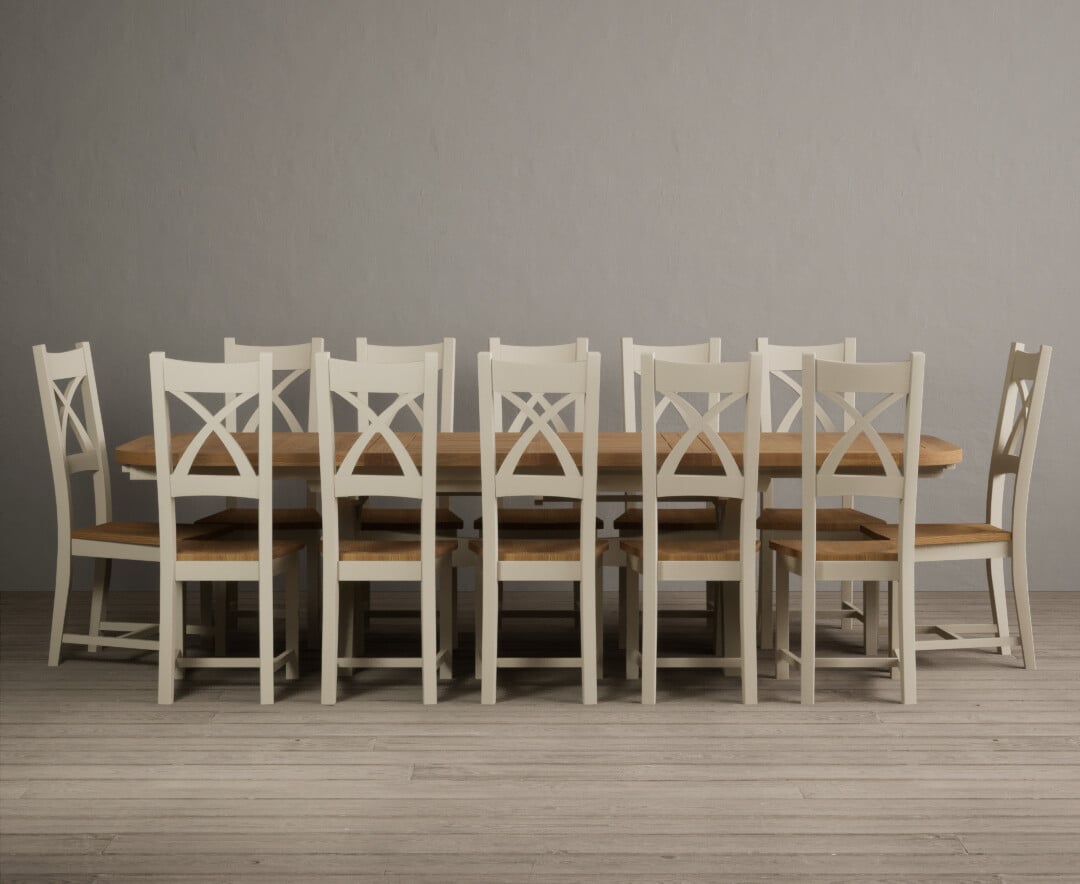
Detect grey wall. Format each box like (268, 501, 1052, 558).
(2, 0, 1078, 592)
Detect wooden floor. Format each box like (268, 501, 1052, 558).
(1, 587, 1079, 883)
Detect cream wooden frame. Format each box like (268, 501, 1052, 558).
(217, 337, 325, 649)
(863, 343, 1051, 666)
(756, 337, 859, 650)
(476, 351, 602, 704)
(774, 353, 925, 705)
(623, 353, 762, 705)
(35, 342, 186, 664)
(316, 352, 451, 705)
(150, 352, 300, 705)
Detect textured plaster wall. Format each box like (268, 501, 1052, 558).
(2, 0, 1077, 591)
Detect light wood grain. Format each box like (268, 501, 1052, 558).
(115, 430, 964, 473)
(2, 589, 1077, 881)
(861, 522, 1013, 546)
(466, 539, 609, 561)
(338, 540, 457, 562)
(69, 522, 226, 547)
(757, 506, 886, 532)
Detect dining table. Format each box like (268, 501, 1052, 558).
(115, 430, 963, 661)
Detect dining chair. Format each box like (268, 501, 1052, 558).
(150, 352, 302, 704)
(470, 351, 606, 704)
(755, 338, 878, 650)
(316, 351, 455, 705)
(613, 338, 726, 667)
(621, 353, 763, 704)
(860, 343, 1051, 668)
(476, 338, 603, 654)
(771, 353, 925, 704)
(34, 342, 224, 666)
(350, 339, 463, 651)
(195, 338, 324, 649)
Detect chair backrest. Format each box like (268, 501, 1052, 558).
(34, 342, 112, 540)
(986, 343, 1052, 533)
(640, 353, 762, 560)
(477, 352, 601, 550)
(756, 337, 857, 432)
(315, 352, 439, 554)
(488, 337, 589, 431)
(223, 337, 325, 432)
(621, 337, 722, 432)
(800, 353, 925, 563)
(355, 338, 455, 431)
(757, 337, 857, 508)
(150, 352, 274, 561)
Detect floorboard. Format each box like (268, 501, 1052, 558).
(1, 588, 1078, 882)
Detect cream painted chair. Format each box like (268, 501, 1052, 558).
(195, 338, 324, 647)
(771, 353, 925, 704)
(34, 342, 223, 666)
(350, 339, 463, 650)
(316, 352, 455, 705)
(755, 338, 878, 650)
(476, 338, 602, 651)
(614, 338, 725, 669)
(860, 344, 1051, 668)
(150, 352, 302, 704)
(621, 353, 763, 704)
(470, 351, 606, 704)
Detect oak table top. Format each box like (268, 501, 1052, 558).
(115, 431, 962, 475)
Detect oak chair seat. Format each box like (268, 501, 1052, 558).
(176, 537, 307, 562)
(860, 522, 1012, 546)
(621, 537, 759, 562)
(468, 538, 609, 562)
(196, 506, 322, 531)
(474, 507, 604, 530)
(613, 504, 720, 531)
(339, 539, 457, 562)
(71, 521, 224, 547)
(771, 538, 899, 562)
(757, 506, 885, 532)
(358, 506, 464, 532)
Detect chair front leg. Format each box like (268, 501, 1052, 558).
(800, 569, 816, 705)
(438, 557, 454, 680)
(420, 566, 438, 705)
(641, 567, 659, 705)
(579, 567, 598, 706)
(863, 581, 880, 656)
(285, 557, 300, 681)
(986, 557, 1012, 657)
(480, 564, 499, 705)
(758, 537, 774, 650)
(157, 577, 178, 705)
(320, 567, 340, 705)
(774, 557, 791, 680)
(258, 574, 275, 705)
(88, 558, 112, 653)
(625, 566, 640, 680)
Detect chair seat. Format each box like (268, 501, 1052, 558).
(620, 537, 759, 562)
(467, 538, 609, 562)
(860, 522, 1012, 546)
(71, 521, 224, 547)
(358, 506, 464, 532)
(339, 539, 458, 561)
(770, 538, 898, 562)
(474, 507, 604, 530)
(613, 503, 720, 531)
(177, 537, 306, 561)
(757, 506, 886, 532)
(196, 506, 322, 531)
